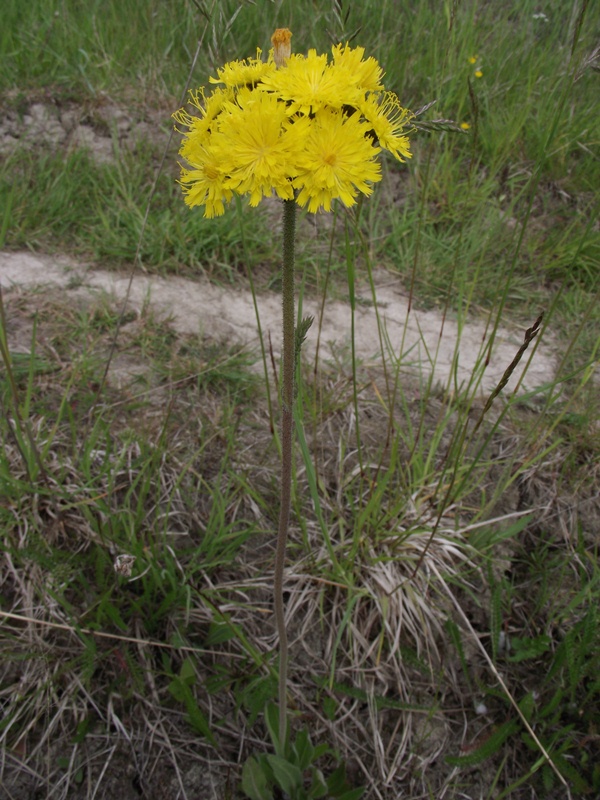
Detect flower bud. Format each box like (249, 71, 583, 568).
(271, 28, 292, 68)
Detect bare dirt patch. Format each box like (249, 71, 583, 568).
(0, 99, 169, 165)
(0, 250, 556, 396)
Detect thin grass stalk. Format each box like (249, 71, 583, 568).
(274, 197, 296, 749)
(236, 195, 276, 436)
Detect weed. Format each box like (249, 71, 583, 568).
(0, 1, 598, 798)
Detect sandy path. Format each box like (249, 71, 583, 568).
(0, 250, 555, 395)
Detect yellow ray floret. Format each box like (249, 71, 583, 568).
(178, 142, 232, 218)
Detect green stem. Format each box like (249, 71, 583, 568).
(274, 197, 296, 749)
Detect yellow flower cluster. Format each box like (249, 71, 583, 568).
(174, 33, 412, 217)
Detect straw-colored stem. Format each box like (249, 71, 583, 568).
(274, 197, 296, 749)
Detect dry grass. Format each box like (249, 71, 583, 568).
(1, 284, 598, 799)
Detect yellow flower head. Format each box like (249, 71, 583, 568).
(331, 43, 384, 92)
(178, 142, 233, 219)
(260, 49, 359, 115)
(174, 87, 232, 153)
(212, 91, 301, 205)
(174, 33, 413, 216)
(293, 109, 382, 213)
(361, 92, 413, 161)
(209, 50, 276, 88)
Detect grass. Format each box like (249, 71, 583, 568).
(1, 0, 599, 798)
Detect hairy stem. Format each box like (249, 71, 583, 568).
(274, 198, 296, 749)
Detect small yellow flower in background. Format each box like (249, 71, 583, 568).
(174, 32, 413, 216)
(460, 122, 471, 130)
(468, 55, 478, 64)
(474, 69, 483, 78)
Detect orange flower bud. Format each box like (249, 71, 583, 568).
(271, 28, 292, 68)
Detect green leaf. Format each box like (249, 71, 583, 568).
(325, 763, 366, 798)
(542, 763, 554, 792)
(205, 620, 236, 645)
(179, 656, 197, 685)
(325, 763, 347, 794)
(336, 789, 366, 800)
(507, 634, 551, 662)
(242, 676, 277, 726)
(308, 768, 328, 798)
(241, 756, 273, 800)
(266, 755, 303, 794)
(264, 703, 286, 756)
(538, 687, 564, 721)
(552, 752, 591, 794)
(292, 728, 314, 771)
(446, 720, 519, 767)
(99, 598, 128, 631)
(167, 677, 184, 702)
(518, 691, 535, 722)
(469, 514, 532, 550)
(72, 717, 91, 744)
(167, 678, 215, 745)
(322, 696, 337, 721)
(312, 743, 330, 760)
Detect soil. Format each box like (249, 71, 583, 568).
(0, 250, 557, 396)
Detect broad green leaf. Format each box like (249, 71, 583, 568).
(336, 788, 366, 800)
(264, 703, 286, 756)
(241, 757, 273, 800)
(266, 755, 303, 794)
(179, 656, 196, 685)
(308, 767, 328, 798)
(292, 728, 314, 771)
(205, 620, 236, 645)
(325, 763, 347, 794)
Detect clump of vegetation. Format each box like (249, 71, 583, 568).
(0, 1, 598, 798)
